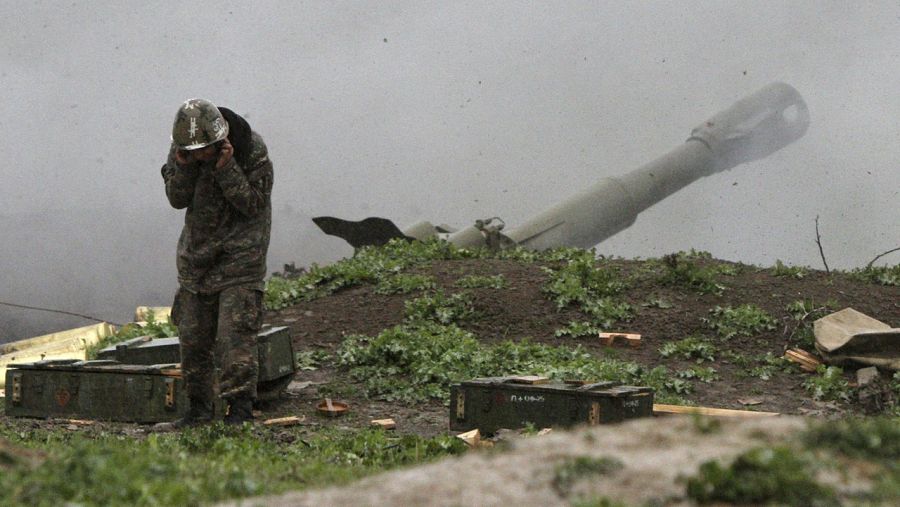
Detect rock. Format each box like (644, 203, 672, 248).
(856, 366, 880, 386)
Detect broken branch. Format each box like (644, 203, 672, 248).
(814, 215, 830, 274)
(866, 246, 900, 270)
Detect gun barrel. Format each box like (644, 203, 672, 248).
(490, 82, 809, 250)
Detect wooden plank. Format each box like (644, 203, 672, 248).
(370, 418, 396, 430)
(653, 404, 779, 418)
(456, 429, 481, 446)
(783, 348, 821, 372)
(262, 416, 304, 427)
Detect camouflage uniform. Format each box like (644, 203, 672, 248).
(162, 129, 273, 411)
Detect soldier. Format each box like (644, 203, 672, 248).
(157, 98, 273, 428)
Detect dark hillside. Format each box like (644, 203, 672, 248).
(263, 242, 900, 434)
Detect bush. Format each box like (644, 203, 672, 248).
(658, 252, 726, 295)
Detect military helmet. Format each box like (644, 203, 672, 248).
(171, 98, 229, 150)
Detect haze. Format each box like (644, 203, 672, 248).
(2, 1, 898, 342)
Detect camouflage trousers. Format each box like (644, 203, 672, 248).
(172, 283, 263, 411)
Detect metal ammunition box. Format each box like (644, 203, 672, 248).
(4, 360, 187, 423)
(449, 377, 654, 434)
(95, 326, 296, 400)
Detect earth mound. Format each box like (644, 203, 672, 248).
(262, 242, 900, 434)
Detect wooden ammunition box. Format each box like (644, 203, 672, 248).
(449, 377, 654, 434)
(5, 360, 188, 423)
(96, 326, 296, 400)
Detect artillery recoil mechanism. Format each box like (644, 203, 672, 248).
(315, 82, 809, 250)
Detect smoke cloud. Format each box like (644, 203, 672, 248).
(2, 1, 898, 342)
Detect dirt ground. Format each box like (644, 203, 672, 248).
(261, 257, 899, 435)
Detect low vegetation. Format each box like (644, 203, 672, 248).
(658, 336, 717, 363)
(802, 365, 852, 402)
(336, 322, 691, 404)
(685, 446, 838, 506)
(0, 424, 465, 507)
(703, 304, 778, 340)
(658, 250, 730, 295)
(85, 311, 178, 359)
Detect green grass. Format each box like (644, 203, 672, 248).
(703, 304, 777, 340)
(403, 290, 476, 325)
(0, 424, 465, 507)
(658, 336, 717, 363)
(85, 311, 178, 359)
(851, 264, 900, 286)
(676, 366, 719, 383)
(658, 251, 727, 295)
(541, 251, 628, 308)
(374, 273, 436, 295)
(685, 446, 838, 506)
(785, 299, 833, 348)
(802, 365, 852, 402)
(552, 456, 623, 497)
(772, 260, 809, 279)
(336, 322, 691, 404)
(454, 274, 507, 289)
(264, 238, 483, 310)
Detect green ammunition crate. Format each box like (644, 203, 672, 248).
(5, 360, 188, 423)
(449, 377, 654, 434)
(96, 326, 296, 400)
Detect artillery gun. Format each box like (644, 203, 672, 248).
(314, 82, 809, 250)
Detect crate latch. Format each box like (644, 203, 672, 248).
(164, 378, 176, 409)
(456, 391, 465, 420)
(589, 402, 600, 425)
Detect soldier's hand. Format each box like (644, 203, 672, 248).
(175, 149, 193, 166)
(216, 138, 234, 169)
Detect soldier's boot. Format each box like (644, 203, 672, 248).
(152, 400, 214, 432)
(224, 397, 254, 425)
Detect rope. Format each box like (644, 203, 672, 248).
(0, 300, 123, 327)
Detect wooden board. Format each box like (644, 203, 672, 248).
(653, 404, 779, 418)
(370, 418, 396, 430)
(262, 416, 304, 427)
(783, 348, 821, 372)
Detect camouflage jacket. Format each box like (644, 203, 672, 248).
(161, 132, 273, 294)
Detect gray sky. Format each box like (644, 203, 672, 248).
(1, 1, 898, 340)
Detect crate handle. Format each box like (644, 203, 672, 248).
(589, 402, 600, 425)
(164, 378, 176, 409)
